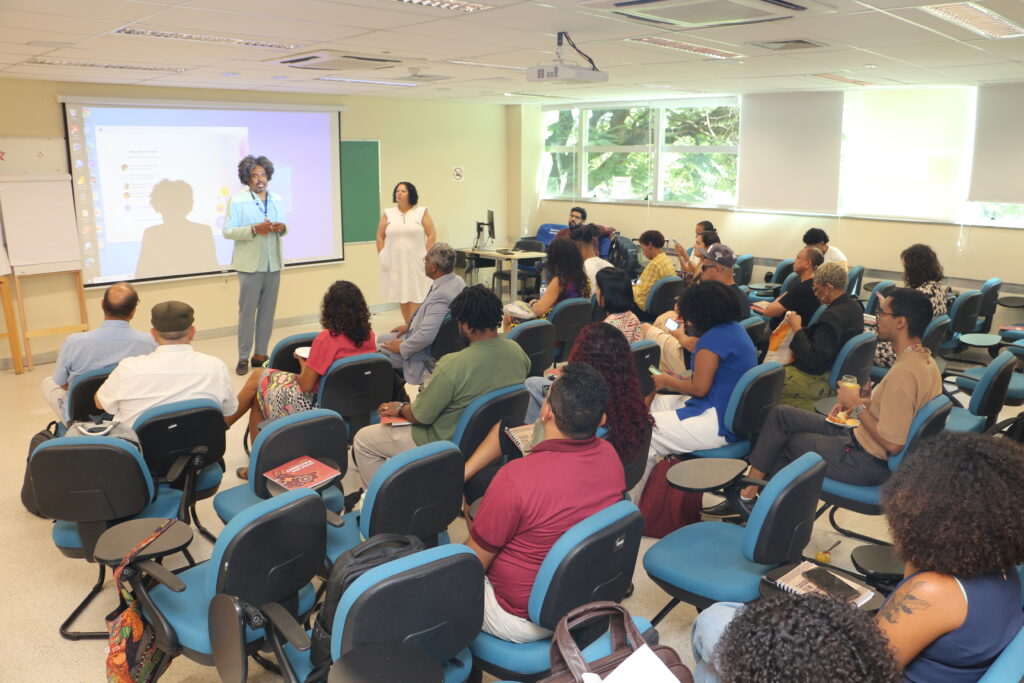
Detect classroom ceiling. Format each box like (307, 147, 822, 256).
(1, 0, 1024, 103)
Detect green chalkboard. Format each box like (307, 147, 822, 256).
(340, 140, 381, 243)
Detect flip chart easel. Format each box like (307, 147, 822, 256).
(11, 264, 88, 371)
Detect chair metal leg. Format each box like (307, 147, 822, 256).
(60, 564, 108, 640)
(828, 507, 891, 546)
(650, 598, 680, 627)
(182, 548, 197, 567)
(191, 503, 219, 544)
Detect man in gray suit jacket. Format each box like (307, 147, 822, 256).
(377, 242, 466, 385)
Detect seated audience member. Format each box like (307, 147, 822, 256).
(594, 267, 642, 344)
(42, 282, 156, 421)
(632, 230, 676, 316)
(691, 594, 901, 683)
(754, 246, 824, 326)
(778, 261, 864, 411)
(228, 281, 378, 479)
(676, 228, 720, 284)
(648, 281, 757, 460)
(568, 205, 587, 228)
(95, 301, 237, 428)
(874, 243, 949, 368)
(376, 243, 466, 384)
(356, 285, 530, 488)
(467, 363, 625, 643)
(713, 289, 940, 516)
(696, 242, 747, 311)
(503, 238, 589, 331)
(571, 224, 612, 295)
(464, 321, 653, 501)
(877, 432, 1024, 682)
(802, 227, 848, 270)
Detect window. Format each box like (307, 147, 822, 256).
(541, 100, 738, 205)
(838, 88, 976, 222)
(963, 201, 1024, 229)
(660, 103, 739, 204)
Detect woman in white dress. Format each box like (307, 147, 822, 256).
(376, 181, 436, 324)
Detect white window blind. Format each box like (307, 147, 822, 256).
(969, 82, 1024, 204)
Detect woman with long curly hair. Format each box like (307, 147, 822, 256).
(227, 280, 376, 477)
(464, 321, 653, 502)
(504, 237, 590, 330)
(874, 243, 949, 367)
(876, 432, 1024, 680)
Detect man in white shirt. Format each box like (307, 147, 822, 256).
(571, 224, 612, 295)
(96, 301, 237, 428)
(802, 227, 848, 270)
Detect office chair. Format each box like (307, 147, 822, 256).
(318, 352, 394, 437)
(690, 362, 785, 460)
(548, 298, 593, 362)
(645, 276, 685, 319)
(630, 340, 660, 396)
(507, 319, 556, 377)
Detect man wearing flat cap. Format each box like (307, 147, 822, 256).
(96, 301, 237, 428)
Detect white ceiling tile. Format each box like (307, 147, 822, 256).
(42, 45, 217, 66)
(332, 28, 510, 57)
(455, 4, 643, 41)
(132, 7, 367, 42)
(963, 37, 1024, 61)
(787, 10, 945, 48)
(180, 0, 435, 30)
(785, 48, 909, 71)
(0, 25, 93, 45)
(0, 0, 167, 22)
(0, 40, 57, 56)
(936, 61, 1024, 81)
(0, 10, 126, 36)
(885, 7, 992, 42)
(387, 17, 553, 49)
(873, 41, 1005, 68)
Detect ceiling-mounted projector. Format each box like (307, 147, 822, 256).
(528, 32, 609, 83)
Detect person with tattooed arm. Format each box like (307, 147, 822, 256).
(876, 432, 1024, 681)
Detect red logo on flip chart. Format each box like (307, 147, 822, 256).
(0, 150, 5, 161)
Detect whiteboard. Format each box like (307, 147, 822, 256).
(0, 176, 82, 273)
(0, 137, 68, 176)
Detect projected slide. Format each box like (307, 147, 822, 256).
(64, 104, 342, 285)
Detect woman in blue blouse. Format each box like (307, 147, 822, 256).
(647, 280, 757, 458)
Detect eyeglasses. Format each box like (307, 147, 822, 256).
(701, 264, 717, 272)
(876, 310, 895, 318)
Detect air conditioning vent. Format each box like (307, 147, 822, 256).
(581, 0, 836, 30)
(750, 38, 827, 50)
(266, 50, 404, 71)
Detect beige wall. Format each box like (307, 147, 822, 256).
(0, 77, 507, 365)
(536, 200, 1023, 287)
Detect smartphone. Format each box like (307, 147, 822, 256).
(664, 318, 680, 331)
(648, 365, 663, 376)
(802, 567, 859, 601)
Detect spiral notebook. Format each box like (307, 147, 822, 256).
(766, 561, 875, 607)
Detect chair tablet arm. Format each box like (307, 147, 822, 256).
(136, 559, 186, 592)
(326, 509, 346, 528)
(165, 454, 191, 483)
(261, 602, 311, 651)
(941, 370, 975, 382)
(738, 475, 769, 488)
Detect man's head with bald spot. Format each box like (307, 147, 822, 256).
(101, 282, 140, 321)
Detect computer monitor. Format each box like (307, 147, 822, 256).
(486, 209, 495, 240)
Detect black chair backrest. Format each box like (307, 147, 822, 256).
(591, 295, 606, 323)
(775, 260, 794, 284)
(30, 439, 152, 560)
(751, 458, 826, 565)
(536, 506, 644, 628)
(835, 334, 878, 387)
(368, 445, 464, 545)
(67, 370, 114, 423)
(215, 492, 327, 615)
(431, 316, 466, 361)
(252, 411, 349, 499)
(339, 550, 484, 661)
(733, 256, 754, 287)
(515, 239, 546, 268)
(731, 364, 786, 438)
(631, 343, 660, 397)
(269, 333, 317, 375)
(741, 317, 770, 350)
(135, 403, 227, 481)
(456, 388, 530, 456)
(950, 291, 982, 335)
(647, 278, 685, 319)
(550, 299, 593, 359)
(922, 316, 951, 355)
(978, 280, 1002, 327)
(509, 321, 556, 378)
(975, 353, 1016, 424)
(319, 355, 395, 434)
(622, 426, 652, 492)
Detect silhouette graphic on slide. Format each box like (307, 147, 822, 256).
(135, 179, 220, 278)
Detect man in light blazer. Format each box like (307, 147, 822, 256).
(377, 242, 466, 385)
(223, 154, 287, 375)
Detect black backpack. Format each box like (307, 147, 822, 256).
(607, 233, 641, 281)
(305, 534, 426, 683)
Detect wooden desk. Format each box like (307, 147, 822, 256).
(457, 248, 546, 303)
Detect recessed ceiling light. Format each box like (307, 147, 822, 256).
(628, 37, 742, 60)
(443, 59, 526, 71)
(316, 76, 418, 87)
(810, 73, 872, 86)
(922, 3, 1024, 38)
(113, 27, 302, 50)
(863, 64, 878, 69)
(27, 57, 187, 72)
(503, 91, 576, 100)
(395, 0, 492, 12)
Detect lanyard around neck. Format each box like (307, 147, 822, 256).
(251, 190, 269, 218)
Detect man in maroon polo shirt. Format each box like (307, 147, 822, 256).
(467, 363, 625, 643)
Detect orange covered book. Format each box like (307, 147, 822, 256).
(263, 456, 340, 491)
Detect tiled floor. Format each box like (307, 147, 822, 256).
(1, 313, 1012, 682)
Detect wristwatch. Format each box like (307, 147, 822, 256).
(250, 225, 257, 237)
(850, 404, 867, 419)
(395, 402, 408, 415)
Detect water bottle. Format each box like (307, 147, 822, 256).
(539, 280, 547, 297)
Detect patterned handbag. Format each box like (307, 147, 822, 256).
(105, 519, 178, 683)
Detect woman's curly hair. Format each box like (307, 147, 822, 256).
(718, 594, 901, 682)
(676, 280, 744, 336)
(882, 432, 1024, 577)
(320, 281, 371, 347)
(545, 237, 591, 298)
(901, 243, 944, 289)
(568, 322, 653, 463)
